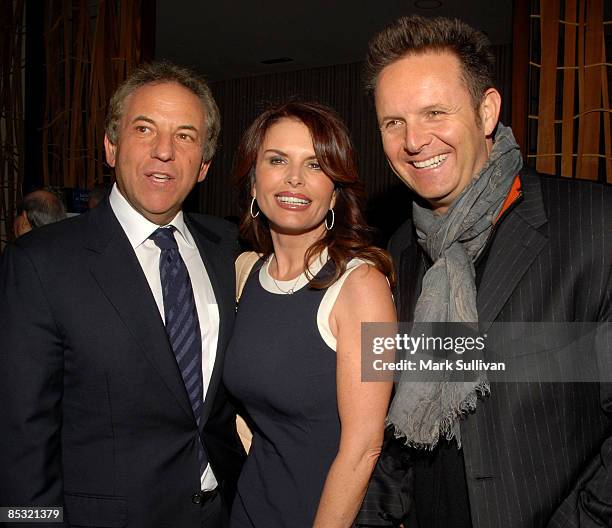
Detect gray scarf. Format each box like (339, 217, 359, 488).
(387, 123, 523, 449)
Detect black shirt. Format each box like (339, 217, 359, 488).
(412, 236, 495, 528)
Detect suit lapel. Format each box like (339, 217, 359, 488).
(184, 215, 234, 424)
(86, 202, 194, 421)
(477, 174, 548, 328)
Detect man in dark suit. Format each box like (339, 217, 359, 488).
(0, 61, 245, 527)
(357, 16, 611, 528)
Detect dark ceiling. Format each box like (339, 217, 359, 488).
(156, 0, 514, 82)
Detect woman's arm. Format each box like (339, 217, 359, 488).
(313, 264, 396, 528)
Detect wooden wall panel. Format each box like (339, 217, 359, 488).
(576, 0, 603, 180)
(42, 0, 143, 191)
(527, 0, 610, 181)
(602, 33, 612, 179)
(536, 0, 560, 175)
(0, 0, 25, 247)
(511, 0, 530, 157)
(561, 0, 577, 177)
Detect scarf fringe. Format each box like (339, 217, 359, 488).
(386, 378, 491, 450)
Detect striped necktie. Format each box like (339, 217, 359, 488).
(149, 226, 208, 477)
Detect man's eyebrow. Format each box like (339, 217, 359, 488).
(131, 115, 155, 125)
(176, 124, 199, 133)
(130, 116, 199, 133)
(422, 104, 454, 112)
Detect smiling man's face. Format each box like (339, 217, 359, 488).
(104, 81, 210, 225)
(375, 51, 499, 213)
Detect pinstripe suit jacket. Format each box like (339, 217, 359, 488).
(358, 170, 612, 528)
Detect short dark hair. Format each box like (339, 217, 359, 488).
(233, 100, 394, 289)
(105, 61, 220, 161)
(17, 190, 66, 229)
(364, 15, 496, 109)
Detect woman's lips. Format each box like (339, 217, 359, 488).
(275, 192, 312, 209)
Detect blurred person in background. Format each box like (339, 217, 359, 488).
(13, 189, 66, 238)
(87, 183, 111, 209)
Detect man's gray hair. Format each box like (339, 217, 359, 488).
(105, 61, 221, 162)
(17, 190, 67, 229)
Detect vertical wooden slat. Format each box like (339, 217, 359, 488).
(49, 2, 65, 188)
(0, 0, 24, 246)
(43, 2, 60, 187)
(536, 0, 560, 175)
(577, 0, 603, 180)
(561, 0, 577, 177)
(575, 0, 586, 177)
(13, 0, 24, 227)
(600, 27, 612, 182)
(91, 0, 106, 186)
(68, 0, 87, 189)
(62, 1, 71, 187)
(511, 0, 530, 157)
(0, 1, 8, 242)
(42, 2, 53, 187)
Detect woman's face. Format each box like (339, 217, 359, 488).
(252, 117, 336, 239)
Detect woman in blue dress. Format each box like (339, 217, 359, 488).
(224, 101, 396, 527)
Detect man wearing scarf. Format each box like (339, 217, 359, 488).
(357, 15, 611, 528)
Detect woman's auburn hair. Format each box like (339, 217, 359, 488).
(233, 100, 395, 290)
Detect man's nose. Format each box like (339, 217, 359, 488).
(151, 132, 175, 161)
(403, 125, 431, 155)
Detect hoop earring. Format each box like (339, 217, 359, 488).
(325, 208, 335, 230)
(250, 197, 260, 218)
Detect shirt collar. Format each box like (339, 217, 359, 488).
(109, 184, 195, 249)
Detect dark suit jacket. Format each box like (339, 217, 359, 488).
(358, 171, 612, 528)
(0, 199, 246, 527)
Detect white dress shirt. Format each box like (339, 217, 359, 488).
(109, 184, 219, 491)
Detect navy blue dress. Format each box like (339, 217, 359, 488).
(224, 262, 340, 527)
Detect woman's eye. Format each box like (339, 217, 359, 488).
(307, 161, 321, 170)
(270, 156, 285, 165)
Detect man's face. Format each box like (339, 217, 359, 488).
(104, 82, 210, 225)
(375, 51, 500, 213)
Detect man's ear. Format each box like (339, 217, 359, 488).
(104, 134, 117, 168)
(13, 211, 31, 238)
(197, 159, 212, 183)
(479, 88, 502, 137)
